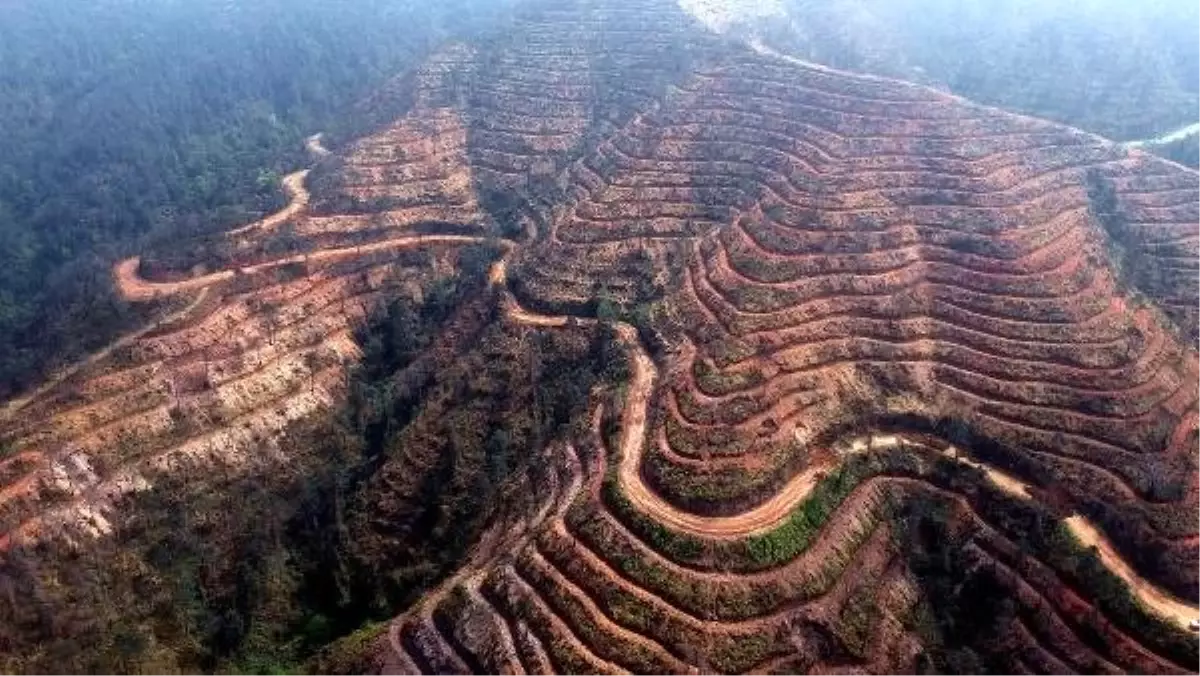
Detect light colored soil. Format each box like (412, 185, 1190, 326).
(306, 133, 332, 159)
(114, 235, 507, 302)
(939, 444, 1032, 500)
(0, 288, 210, 423)
(226, 169, 310, 237)
(1065, 515, 1199, 630)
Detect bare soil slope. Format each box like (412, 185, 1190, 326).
(0, 0, 1196, 672)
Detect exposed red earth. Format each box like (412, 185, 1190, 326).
(0, 0, 1196, 672)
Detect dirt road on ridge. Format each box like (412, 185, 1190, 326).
(103, 142, 1199, 635)
(115, 140, 326, 300)
(114, 235, 506, 302)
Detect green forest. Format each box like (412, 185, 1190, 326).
(0, 0, 504, 399)
(773, 0, 1200, 142)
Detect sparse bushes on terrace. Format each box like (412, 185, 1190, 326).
(642, 444, 801, 514)
(480, 569, 600, 675)
(514, 548, 676, 674)
(691, 357, 766, 396)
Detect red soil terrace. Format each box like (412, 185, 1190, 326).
(0, 0, 1196, 672)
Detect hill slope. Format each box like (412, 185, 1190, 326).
(680, 0, 1199, 144)
(0, 0, 1197, 672)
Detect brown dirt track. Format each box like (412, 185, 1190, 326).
(225, 169, 310, 237)
(497, 287, 1199, 629)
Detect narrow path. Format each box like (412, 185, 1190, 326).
(464, 581, 526, 675)
(0, 288, 210, 423)
(114, 235, 507, 302)
(1065, 515, 1198, 630)
(743, 40, 1121, 150)
(226, 169, 310, 237)
(110, 128, 500, 304)
(306, 132, 332, 159)
(939, 444, 1030, 499)
(2, 134, 329, 422)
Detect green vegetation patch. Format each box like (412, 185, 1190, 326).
(744, 461, 866, 567)
(894, 460, 1199, 672)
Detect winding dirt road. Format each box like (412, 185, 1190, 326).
(485, 254, 1200, 630)
(115, 235, 506, 302)
(115, 139, 327, 300)
(611, 321, 837, 538)
(226, 169, 310, 237)
(0, 288, 211, 423)
(101, 144, 1198, 633)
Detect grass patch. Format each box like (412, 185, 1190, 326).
(602, 473, 705, 562)
(602, 450, 889, 573)
(744, 462, 863, 567)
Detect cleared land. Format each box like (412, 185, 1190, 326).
(0, 0, 1196, 672)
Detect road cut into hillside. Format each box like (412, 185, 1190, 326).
(525, 298, 1200, 631)
(226, 169, 311, 237)
(1066, 515, 1199, 630)
(114, 235, 509, 302)
(109, 206, 1199, 634)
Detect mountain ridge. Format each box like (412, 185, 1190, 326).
(0, 0, 1196, 671)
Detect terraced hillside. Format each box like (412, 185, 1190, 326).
(0, 0, 1197, 672)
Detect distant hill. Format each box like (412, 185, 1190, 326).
(0, 0, 508, 399)
(682, 0, 1199, 143)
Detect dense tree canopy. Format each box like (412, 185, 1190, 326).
(759, 0, 1199, 141)
(0, 0, 502, 397)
